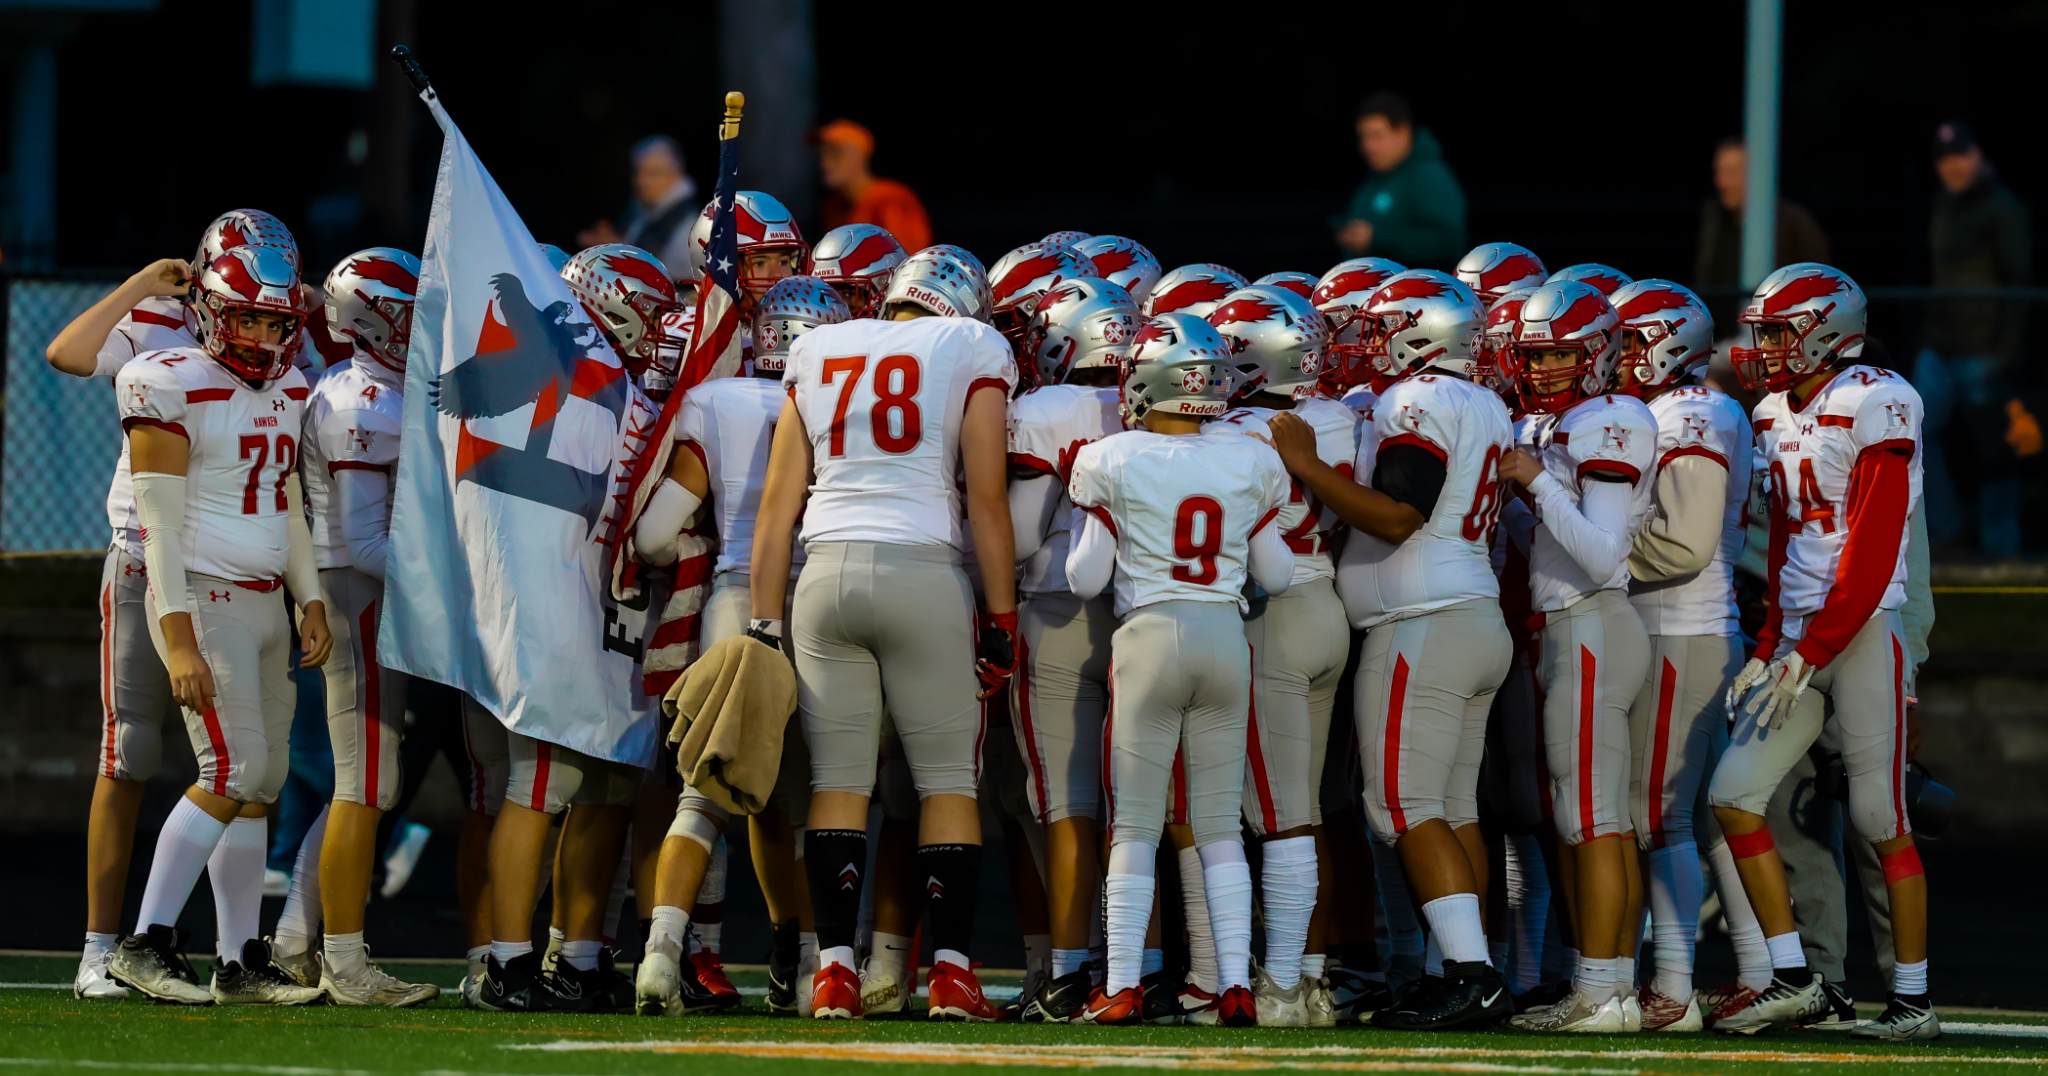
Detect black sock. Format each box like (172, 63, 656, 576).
(804, 829, 868, 952)
(918, 843, 982, 960)
(771, 918, 800, 959)
(1776, 965, 1815, 987)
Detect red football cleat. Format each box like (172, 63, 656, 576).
(1074, 985, 1143, 1026)
(1215, 984, 1259, 1027)
(812, 961, 863, 1019)
(1700, 982, 1759, 1030)
(691, 949, 741, 1008)
(926, 961, 999, 1022)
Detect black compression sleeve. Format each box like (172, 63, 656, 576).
(1372, 443, 1450, 519)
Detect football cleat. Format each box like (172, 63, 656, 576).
(320, 956, 439, 1007)
(1253, 965, 1310, 1028)
(589, 947, 638, 1011)
(1849, 994, 1941, 1041)
(107, 925, 211, 1005)
(635, 949, 682, 1016)
(765, 942, 799, 1013)
(267, 937, 321, 988)
(1327, 966, 1392, 1023)
(1516, 979, 1576, 1014)
(1637, 987, 1704, 1032)
(1699, 982, 1759, 1029)
(1307, 976, 1337, 1028)
(1215, 984, 1259, 1027)
(1377, 961, 1512, 1031)
(812, 962, 864, 1019)
(1021, 968, 1091, 1023)
(1179, 978, 1221, 1025)
(1372, 973, 1447, 1027)
(1798, 978, 1860, 1030)
(458, 967, 484, 1009)
(859, 956, 908, 1015)
(474, 951, 597, 1013)
(691, 949, 742, 1009)
(1506, 988, 1629, 1033)
(1713, 974, 1828, 1035)
(1141, 969, 1183, 1025)
(210, 939, 324, 1006)
(1074, 985, 1142, 1026)
(74, 948, 129, 1001)
(1622, 993, 1643, 1032)
(926, 961, 999, 1022)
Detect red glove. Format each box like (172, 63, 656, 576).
(975, 611, 1019, 700)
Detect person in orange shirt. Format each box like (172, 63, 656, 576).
(814, 119, 932, 254)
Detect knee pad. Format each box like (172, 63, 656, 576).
(667, 806, 722, 852)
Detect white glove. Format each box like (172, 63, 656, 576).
(1724, 657, 1769, 717)
(1742, 652, 1815, 732)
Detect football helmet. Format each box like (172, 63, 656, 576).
(1208, 285, 1329, 401)
(1357, 270, 1485, 380)
(322, 248, 420, 376)
(1545, 263, 1633, 296)
(1507, 280, 1621, 414)
(538, 243, 572, 272)
(192, 245, 308, 382)
(990, 242, 1096, 343)
(1022, 276, 1141, 386)
(752, 276, 852, 374)
(1312, 257, 1407, 395)
(1610, 279, 1714, 394)
(1455, 242, 1546, 307)
(194, 209, 301, 276)
(1070, 235, 1163, 304)
(1251, 272, 1318, 300)
(1041, 230, 1093, 248)
(1119, 312, 1238, 422)
(689, 190, 809, 295)
(809, 224, 907, 317)
(561, 244, 685, 371)
(1143, 263, 1250, 319)
(648, 307, 697, 397)
(1479, 286, 1538, 384)
(882, 244, 993, 321)
(1731, 262, 1867, 392)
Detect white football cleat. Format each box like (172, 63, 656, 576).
(1637, 987, 1704, 1032)
(859, 956, 908, 1015)
(634, 949, 682, 1016)
(1849, 995, 1941, 1041)
(1508, 989, 1630, 1033)
(74, 950, 129, 1000)
(1306, 977, 1336, 1028)
(321, 958, 439, 1007)
(1713, 975, 1828, 1035)
(1253, 965, 1309, 1028)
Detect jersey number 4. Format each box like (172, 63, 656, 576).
(1172, 496, 1224, 585)
(239, 433, 295, 514)
(822, 354, 923, 457)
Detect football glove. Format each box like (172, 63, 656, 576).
(1741, 652, 1814, 732)
(1724, 657, 1769, 719)
(975, 611, 1019, 700)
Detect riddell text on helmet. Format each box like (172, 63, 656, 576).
(905, 286, 957, 317)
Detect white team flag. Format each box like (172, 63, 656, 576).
(382, 90, 662, 767)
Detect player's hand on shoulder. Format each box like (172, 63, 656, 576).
(1258, 412, 1320, 473)
(1498, 446, 1543, 486)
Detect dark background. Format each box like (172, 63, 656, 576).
(32, 1, 2048, 290)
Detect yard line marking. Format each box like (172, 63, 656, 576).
(1949, 1024, 2048, 1039)
(0, 984, 69, 990)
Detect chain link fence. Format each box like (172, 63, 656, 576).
(2, 274, 124, 556)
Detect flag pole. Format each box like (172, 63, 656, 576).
(722, 91, 745, 140)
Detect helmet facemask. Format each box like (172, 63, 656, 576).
(1510, 340, 1603, 414)
(1732, 306, 1842, 392)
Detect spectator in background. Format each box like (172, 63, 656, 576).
(1916, 121, 2034, 559)
(1332, 93, 1466, 268)
(815, 119, 932, 253)
(577, 135, 700, 281)
(1692, 137, 1831, 332)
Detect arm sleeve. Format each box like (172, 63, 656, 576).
(1900, 507, 1932, 695)
(1627, 454, 1728, 582)
(1009, 473, 1062, 562)
(633, 477, 704, 567)
(1792, 445, 1913, 668)
(1248, 520, 1295, 596)
(284, 473, 325, 611)
(1371, 443, 1448, 519)
(133, 472, 189, 617)
(336, 467, 394, 580)
(1528, 469, 1635, 582)
(1064, 511, 1116, 600)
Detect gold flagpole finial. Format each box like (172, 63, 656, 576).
(721, 92, 745, 140)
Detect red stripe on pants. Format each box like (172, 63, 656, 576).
(361, 600, 382, 805)
(1383, 654, 1411, 836)
(1577, 644, 1598, 844)
(1170, 747, 1188, 825)
(100, 583, 117, 776)
(1647, 657, 1677, 847)
(1890, 634, 1907, 837)
(1014, 635, 1052, 824)
(201, 703, 231, 797)
(1245, 643, 1278, 834)
(531, 741, 552, 811)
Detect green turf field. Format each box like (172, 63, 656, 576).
(4, 954, 2046, 1075)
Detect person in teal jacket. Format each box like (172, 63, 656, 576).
(1333, 93, 1468, 269)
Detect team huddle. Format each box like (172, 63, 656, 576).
(55, 192, 1935, 1041)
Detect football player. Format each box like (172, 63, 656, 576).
(1144, 264, 1251, 320)
(1310, 258, 1407, 416)
(103, 245, 330, 1006)
(689, 190, 807, 315)
(1066, 313, 1293, 1028)
(1202, 285, 1351, 1026)
(1709, 265, 1935, 1041)
(1455, 242, 1549, 309)
(1004, 277, 1140, 1022)
(1266, 270, 1518, 1030)
(1069, 235, 1164, 307)
(750, 244, 1018, 1021)
(988, 241, 1097, 377)
(631, 276, 851, 1015)
(1496, 281, 1659, 1034)
(809, 223, 907, 319)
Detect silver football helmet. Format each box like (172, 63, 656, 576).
(1070, 235, 1163, 304)
(1508, 280, 1622, 414)
(1022, 276, 1141, 386)
(1207, 285, 1329, 401)
(1732, 262, 1867, 392)
(989, 241, 1096, 342)
(1312, 257, 1407, 395)
(1251, 272, 1318, 301)
(1610, 279, 1714, 394)
(194, 209, 301, 276)
(809, 224, 907, 318)
(1040, 230, 1093, 248)
(1119, 312, 1238, 423)
(561, 244, 685, 370)
(191, 244, 307, 383)
(752, 276, 852, 374)
(1455, 242, 1547, 307)
(322, 247, 420, 376)
(1545, 263, 1633, 296)
(1143, 263, 1250, 319)
(688, 190, 809, 295)
(1358, 270, 1485, 379)
(882, 244, 993, 322)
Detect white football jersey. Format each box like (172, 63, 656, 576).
(115, 348, 310, 582)
(1338, 373, 1515, 628)
(1752, 365, 1923, 627)
(1629, 384, 1752, 636)
(675, 374, 805, 577)
(1526, 393, 1659, 613)
(301, 358, 402, 571)
(784, 317, 1017, 549)
(1340, 383, 1378, 420)
(1067, 429, 1291, 617)
(97, 297, 199, 558)
(1204, 396, 1360, 586)
(1008, 383, 1123, 595)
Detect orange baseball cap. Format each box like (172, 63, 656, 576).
(812, 118, 875, 155)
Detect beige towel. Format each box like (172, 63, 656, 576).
(664, 634, 797, 815)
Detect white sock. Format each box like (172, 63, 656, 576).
(272, 804, 328, 958)
(1104, 842, 1156, 994)
(1420, 892, 1491, 966)
(1142, 948, 1164, 978)
(466, 943, 489, 969)
(1646, 842, 1700, 1000)
(935, 948, 970, 970)
(1177, 845, 1217, 993)
(1052, 947, 1089, 979)
(1707, 838, 1773, 991)
(323, 931, 367, 978)
(207, 816, 266, 964)
(489, 939, 532, 963)
(1894, 958, 1928, 996)
(135, 796, 226, 933)
(870, 931, 913, 981)
(1024, 933, 1051, 982)
(1371, 841, 1425, 960)
(820, 944, 857, 972)
(1619, 955, 1638, 996)
(1505, 834, 1550, 994)
(1301, 952, 1326, 981)
(1574, 955, 1620, 1000)
(648, 905, 690, 962)
(694, 920, 723, 955)
(560, 939, 599, 972)
(1198, 841, 1254, 991)
(83, 932, 119, 962)
(1765, 931, 1806, 971)
(1259, 835, 1316, 989)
